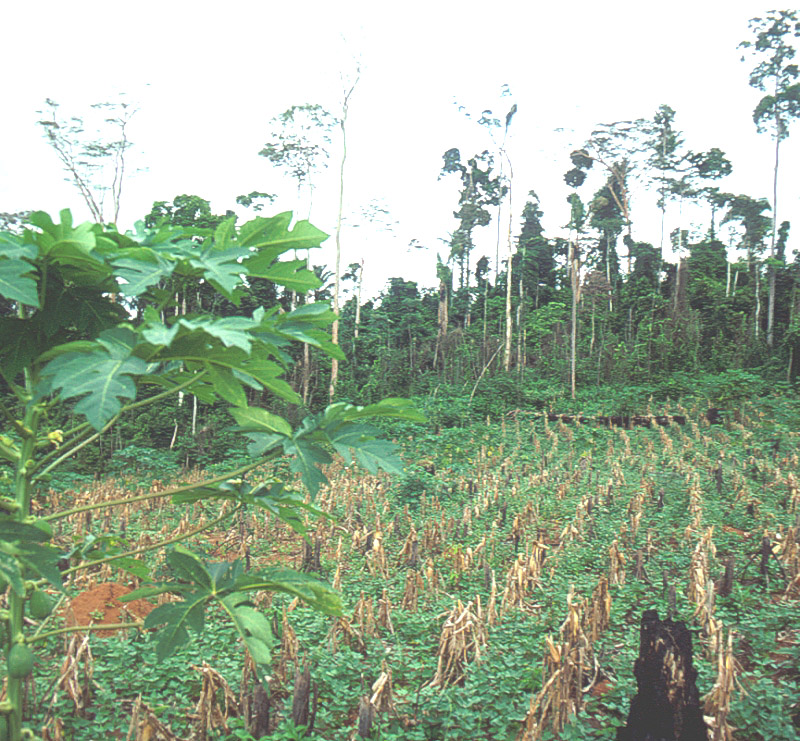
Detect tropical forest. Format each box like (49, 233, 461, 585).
(0, 8, 799, 741)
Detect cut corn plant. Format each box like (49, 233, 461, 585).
(0, 209, 423, 740)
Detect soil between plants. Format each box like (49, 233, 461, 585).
(66, 582, 153, 638)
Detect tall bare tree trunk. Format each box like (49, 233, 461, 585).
(754, 258, 761, 341)
(767, 131, 781, 347)
(435, 278, 449, 372)
(329, 75, 359, 403)
(354, 258, 364, 339)
(482, 277, 488, 367)
(503, 171, 514, 372)
(569, 240, 580, 400)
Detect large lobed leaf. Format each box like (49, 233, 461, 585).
(0, 257, 39, 309)
(41, 327, 147, 430)
(127, 547, 340, 665)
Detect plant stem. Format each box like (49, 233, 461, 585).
(42, 456, 272, 522)
(29, 622, 144, 643)
(32, 414, 120, 481)
(33, 371, 209, 474)
(0, 397, 28, 439)
(61, 503, 242, 577)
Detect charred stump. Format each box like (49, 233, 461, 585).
(617, 610, 708, 741)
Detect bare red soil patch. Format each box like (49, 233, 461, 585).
(66, 582, 153, 637)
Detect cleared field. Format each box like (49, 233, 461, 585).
(30, 400, 800, 740)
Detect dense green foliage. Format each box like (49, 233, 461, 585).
(0, 209, 422, 740)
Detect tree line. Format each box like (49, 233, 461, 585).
(3, 10, 799, 433)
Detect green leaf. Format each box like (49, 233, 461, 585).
(204, 363, 247, 407)
(119, 584, 175, 602)
(0, 258, 39, 308)
(237, 568, 342, 616)
(0, 232, 37, 260)
(247, 259, 322, 293)
(283, 437, 331, 495)
(188, 245, 249, 298)
(41, 334, 147, 430)
(352, 439, 404, 475)
(141, 320, 180, 347)
(228, 603, 273, 665)
(240, 212, 328, 254)
(213, 217, 237, 249)
(17, 543, 63, 589)
(109, 557, 150, 579)
(337, 398, 427, 424)
(0, 552, 25, 596)
(230, 407, 292, 437)
(177, 316, 257, 353)
(145, 598, 208, 662)
(0, 519, 51, 543)
(111, 248, 174, 296)
(245, 433, 284, 457)
(167, 547, 213, 590)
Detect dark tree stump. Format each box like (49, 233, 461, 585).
(617, 610, 708, 741)
(292, 660, 311, 729)
(249, 682, 270, 738)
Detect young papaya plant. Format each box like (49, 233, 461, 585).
(0, 209, 424, 739)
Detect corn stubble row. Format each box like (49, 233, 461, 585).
(33, 403, 800, 739)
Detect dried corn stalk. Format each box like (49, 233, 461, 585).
(378, 588, 395, 635)
(422, 519, 442, 551)
(189, 662, 239, 737)
(397, 525, 419, 567)
(328, 616, 367, 655)
(365, 530, 388, 578)
(518, 590, 593, 741)
(125, 695, 185, 741)
(487, 570, 499, 627)
(703, 630, 740, 741)
(370, 660, 396, 715)
(352, 592, 378, 638)
(275, 609, 298, 682)
(501, 546, 545, 616)
(583, 576, 611, 644)
(685, 477, 705, 537)
(43, 633, 94, 720)
(787, 472, 799, 514)
(401, 569, 424, 612)
(424, 557, 440, 596)
(429, 599, 487, 688)
(608, 539, 626, 586)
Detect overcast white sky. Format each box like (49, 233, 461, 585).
(2, 0, 797, 299)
